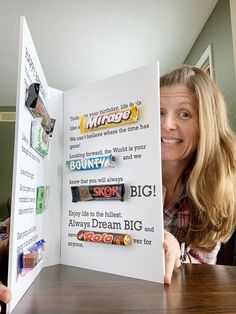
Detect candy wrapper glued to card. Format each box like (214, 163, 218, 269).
(30, 118, 49, 157)
(25, 83, 56, 137)
(66, 154, 115, 171)
(77, 230, 132, 246)
(71, 184, 125, 202)
(36, 186, 50, 214)
(19, 239, 46, 276)
(80, 103, 139, 134)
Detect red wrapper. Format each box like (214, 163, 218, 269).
(77, 230, 132, 246)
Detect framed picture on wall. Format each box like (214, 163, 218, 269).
(196, 44, 214, 79)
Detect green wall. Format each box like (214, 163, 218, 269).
(0, 106, 15, 220)
(185, 0, 236, 131)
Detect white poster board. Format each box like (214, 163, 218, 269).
(7, 17, 63, 313)
(7, 16, 164, 313)
(61, 64, 164, 282)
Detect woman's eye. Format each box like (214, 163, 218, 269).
(160, 110, 164, 116)
(179, 111, 191, 118)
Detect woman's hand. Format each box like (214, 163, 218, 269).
(0, 281, 11, 312)
(163, 230, 181, 284)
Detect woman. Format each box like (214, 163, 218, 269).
(161, 66, 236, 284)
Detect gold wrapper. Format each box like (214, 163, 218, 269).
(80, 103, 139, 134)
(123, 234, 133, 246)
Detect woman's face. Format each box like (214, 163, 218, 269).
(160, 85, 199, 162)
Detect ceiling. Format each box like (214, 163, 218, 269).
(0, 0, 218, 107)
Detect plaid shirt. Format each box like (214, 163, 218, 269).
(164, 193, 220, 264)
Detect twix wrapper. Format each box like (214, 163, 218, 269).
(77, 230, 132, 246)
(80, 103, 139, 134)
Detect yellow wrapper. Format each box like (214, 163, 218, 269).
(80, 103, 139, 134)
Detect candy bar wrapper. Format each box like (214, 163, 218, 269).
(77, 230, 132, 246)
(23, 252, 38, 268)
(71, 184, 125, 202)
(66, 154, 115, 171)
(25, 83, 48, 116)
(80, 103, 139, 134)
(25, 83, 56, 136)
(30, 117, 49, 157)
(0, 233, 8, 241)
(36, 186, 50, 214)
(41, 116, 56, 137)
(19, 239, 46, 275)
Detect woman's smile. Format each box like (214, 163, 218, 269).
(161, 137, 183, 145)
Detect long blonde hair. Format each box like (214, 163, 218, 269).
(161, 65, 236, 251)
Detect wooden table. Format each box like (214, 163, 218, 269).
(10, 264, 236, 314)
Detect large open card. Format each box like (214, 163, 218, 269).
(7, 17, 164, 313)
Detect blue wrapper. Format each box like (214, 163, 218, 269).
(66, 154, 115, 171)
(19, 239, 46, 271)
(0, 233, 8, 240)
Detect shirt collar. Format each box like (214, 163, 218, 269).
(163, 185, 188, 217)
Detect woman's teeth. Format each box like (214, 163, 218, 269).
(162, 138, 182, 144)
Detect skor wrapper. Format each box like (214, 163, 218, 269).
(80, 103, 139, 134)
(71, 184, 125, 202)
(77, 230, 132, 246)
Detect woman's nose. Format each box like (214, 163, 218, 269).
(161, 114, 177, 131)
